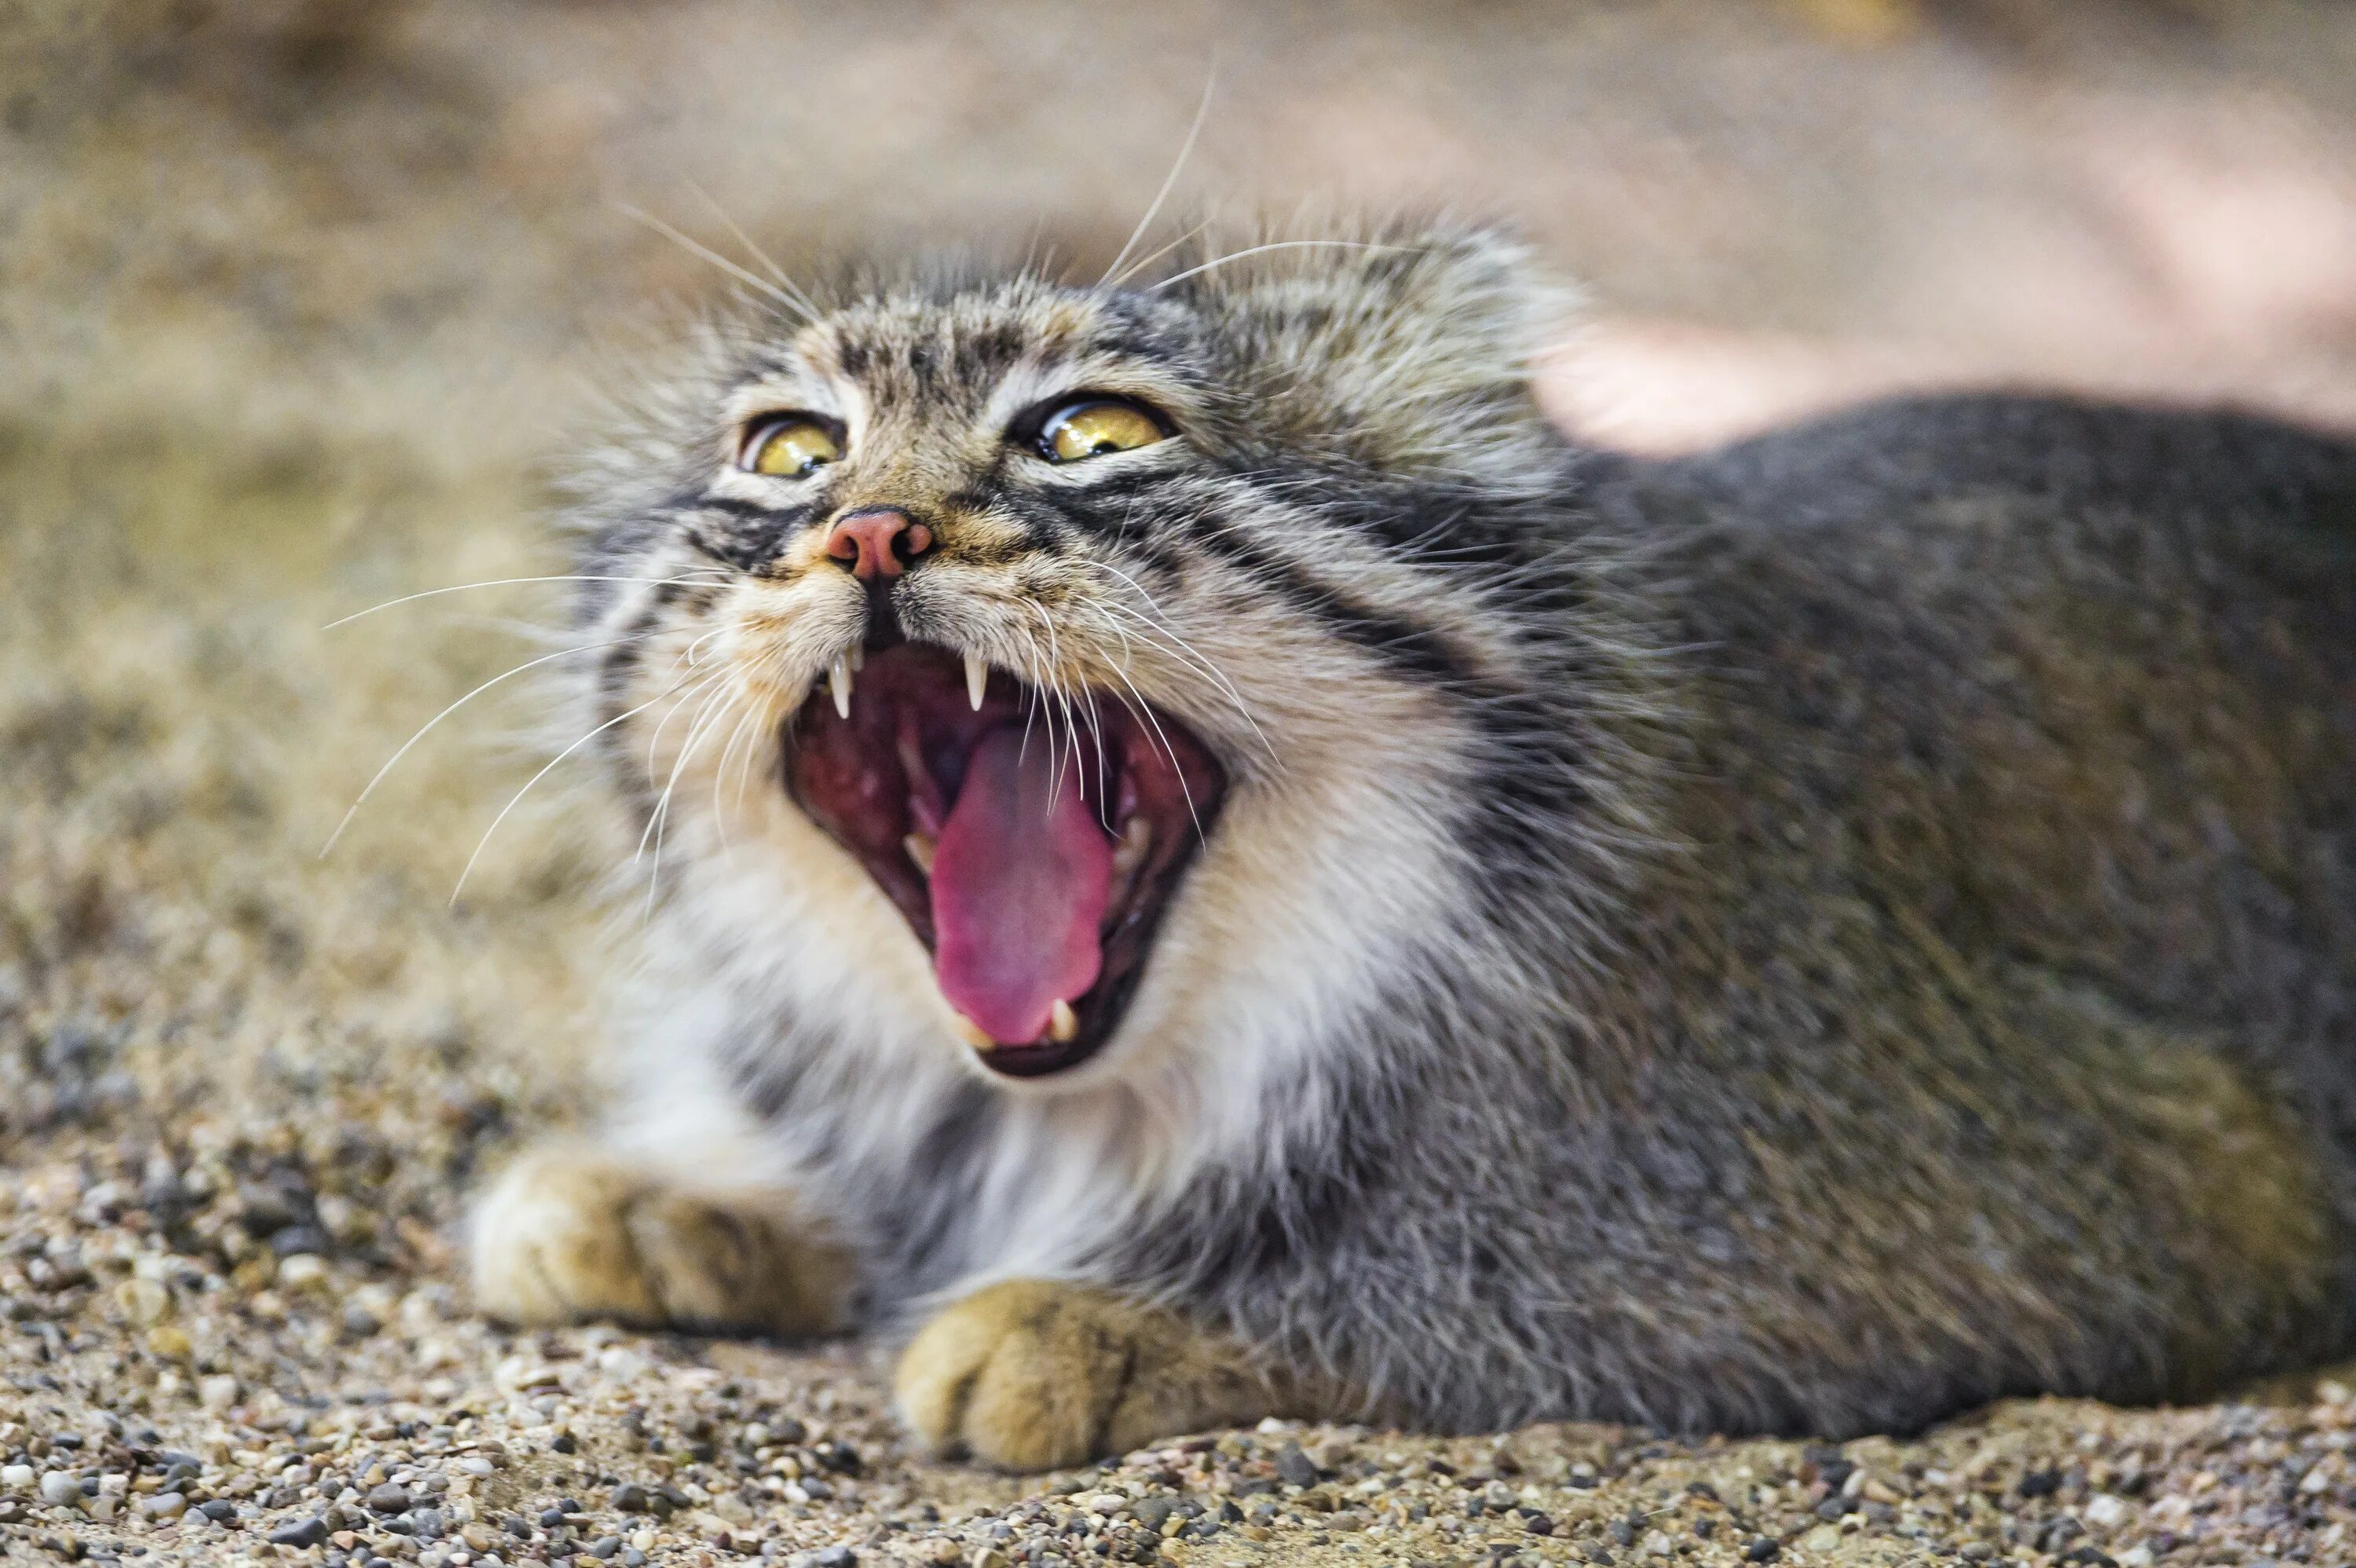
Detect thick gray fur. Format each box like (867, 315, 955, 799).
(552, 222, 2356, 1438)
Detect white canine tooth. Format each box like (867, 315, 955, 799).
(952, 1012, 996, 1051)
(829, 656, 853, 719)
(848, 643, 864, 672)
(1048, 998, 1079, 1043)
(1110, 814, 1152, 879)
(903, 832, 936, 874)
(964, 652, 988, 712)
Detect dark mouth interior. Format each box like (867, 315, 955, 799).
(783, 645, 1226, 1077)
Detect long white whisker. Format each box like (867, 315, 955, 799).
(321, 575, 727, 631)
(320, 634, 653, 857)
(679, 620, 733, 670)
(685, 181, 821, 319)
(1081, 557, 1271, 754)
(1048, 620, 1078, 813)
(1091, 597, 1278, 768)
(710, 691, 767, 859)
(1081, 685, 1111, 832)
(451, 673, 696, 905)
(613, 202, 811, 317)
(1025, 603, 1075, 812)
(1099, 64, 1216, 287)
(1055, 681, 1083, 817)
(1149, 240, 1414, 294)
(635, 671, 730, 860)
(430, 613, 583, 645)
(1015, 616, 1052, 769)
(1104, 218, 1210, 292)
(733, 649, 792, 828)
(642, 667, 726, 788)
(642, 682, 738, 921)
(1088, 625, 1206, 842)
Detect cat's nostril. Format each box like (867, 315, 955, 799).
(825, 507, 934, 580)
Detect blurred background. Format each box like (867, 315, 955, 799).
(12, 0, 2356, 470)
(2, 0, 2355, 1460)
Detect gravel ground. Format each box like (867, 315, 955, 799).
(9, 1151, 2356, 1568)
(9, 3, 2356, 1565)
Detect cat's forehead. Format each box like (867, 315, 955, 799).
(821, 288, 1162, 388)
(728, 282, 1196, 427)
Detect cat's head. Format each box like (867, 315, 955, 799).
(568, 220, 1619, 1107)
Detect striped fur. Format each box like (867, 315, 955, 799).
(482, 219, 2356, 1442)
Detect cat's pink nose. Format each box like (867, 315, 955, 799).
(825, 507, 933, 579)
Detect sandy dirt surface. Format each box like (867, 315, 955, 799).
(5, 3, 2356, 1564)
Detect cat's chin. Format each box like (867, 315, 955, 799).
(781, 641, 1227, 1079)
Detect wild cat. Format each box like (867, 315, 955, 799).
(470, 219, 2356, 1470)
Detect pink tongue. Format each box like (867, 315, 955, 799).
(930, 728, 1112, 1045)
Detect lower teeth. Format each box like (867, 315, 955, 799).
(950, 1000, 1081, 1052)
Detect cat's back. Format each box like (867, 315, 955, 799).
(1587, 392, 2356, 1095)
(1593, 392, 2356, 770)
(1622, 391, 2356, 546)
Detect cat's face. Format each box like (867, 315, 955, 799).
(570, 227, 1577, 1097)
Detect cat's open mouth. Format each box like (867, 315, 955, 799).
(782, 644, 1226, 1078)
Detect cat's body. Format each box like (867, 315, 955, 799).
(473, 225, 2356, 1464)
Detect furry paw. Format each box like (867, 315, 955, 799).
(895, 1279, 1279, 1471)
(470, 1142, 850, 1336)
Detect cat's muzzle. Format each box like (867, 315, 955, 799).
(781, 643, 1226, 1078)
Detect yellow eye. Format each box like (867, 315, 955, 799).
(741, 415, 843, 477)
(1038, 399, 1167, 463)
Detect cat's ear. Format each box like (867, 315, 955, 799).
(1167, 218, 1577, 479)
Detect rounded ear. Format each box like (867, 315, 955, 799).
(1162, 217, 1579, 482)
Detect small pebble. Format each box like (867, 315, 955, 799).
(1275, 1443, 1319, 1488)
(269, 1516, 332, 1548)
(115, 1276, 171, 1324)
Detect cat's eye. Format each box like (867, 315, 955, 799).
(740, 415, 843, 477)
(1037, 398, 1168, 463)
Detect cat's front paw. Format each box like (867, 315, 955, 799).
(470, 1142, 851, 1336)
(894, 1279, 1280, 1471)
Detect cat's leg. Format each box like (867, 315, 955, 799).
(469, 1139, 853, 1336)
(469, 1042, 856, 1337)
(894, 1280, 1297, 1471)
